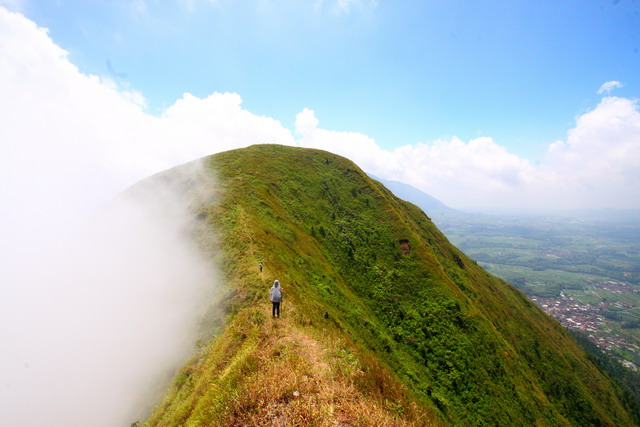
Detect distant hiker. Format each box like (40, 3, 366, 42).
(270, 280, 282, 318)
(259, 262, 263, 272)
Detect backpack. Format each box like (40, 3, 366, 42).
(271, 286, 282, 302)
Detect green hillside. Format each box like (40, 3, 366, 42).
(143, 145, 636, 426)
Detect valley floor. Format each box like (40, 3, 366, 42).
(438, 213, 640, 368)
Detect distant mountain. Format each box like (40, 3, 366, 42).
(138, 145, 637, 426)
(370, 176, 456, 217)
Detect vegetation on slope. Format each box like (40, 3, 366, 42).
(144, 145, 635, 426)
(571, 330, 640, 424)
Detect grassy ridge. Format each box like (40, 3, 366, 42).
(144, 145, 635, 425)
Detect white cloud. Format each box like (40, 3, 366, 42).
(102, 77, 148, 108)
(2, 182, 218, 427)
(294, 100, 640, 210)
(541, 96, 640, 208)
(0, 7, 293, 427)
(1, 4, 636, 211)
(295, 110, 536, 208)
(296, 107, 402, 177)
(392, 137, 536, 207)
(0, 4, 294, 223)
(161, 92, 294, 160)
(597, 80, 623, 94)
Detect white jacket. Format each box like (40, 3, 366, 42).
(270, 280, 282, 302)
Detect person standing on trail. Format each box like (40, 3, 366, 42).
(259, 262, 263, 272)
(270, 280, 282, 318)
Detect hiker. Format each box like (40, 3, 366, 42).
(259, 262, 263, 272)
(270, 280, 282, 318)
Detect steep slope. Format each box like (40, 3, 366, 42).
(143, 145, 635, 426)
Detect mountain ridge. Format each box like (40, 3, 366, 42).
(140, 144, 636, 426)
(369, 176, 456, 217)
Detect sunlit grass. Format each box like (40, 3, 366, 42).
(144, 145, 636, 426)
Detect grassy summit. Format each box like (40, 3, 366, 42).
(144, 145, 635, 426)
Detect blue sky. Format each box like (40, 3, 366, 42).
(13, 0, 640, 160)
(1, 1, 639, 210)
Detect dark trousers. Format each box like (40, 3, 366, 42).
(272, 302, 280, 317)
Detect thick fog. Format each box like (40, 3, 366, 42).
(0, 8, 229, 427)
(0, 8, 302, 424)
(0, 165, 221, 427)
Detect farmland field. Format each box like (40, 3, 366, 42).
(435, 211, 640, 366)
(436, 212, 640, 291)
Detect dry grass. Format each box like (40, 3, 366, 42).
(146, 302, 437, 426)
(213, 312, 436, 426)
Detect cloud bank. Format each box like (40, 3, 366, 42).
(1, 5, 639, 424)
(3, 5, 636, 213)
(296, 96, 640, 209)
(0, 7, 287, 426)
(1, 185, 217, 427)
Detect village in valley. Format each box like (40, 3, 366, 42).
(530, 280, 640, 370)
(435, 211, 640, 370)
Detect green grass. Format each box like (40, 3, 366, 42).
(142, 145, 636, 426)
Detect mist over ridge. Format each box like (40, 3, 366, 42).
(0, 8, 228, 424)
(0, 161, 221, 427)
